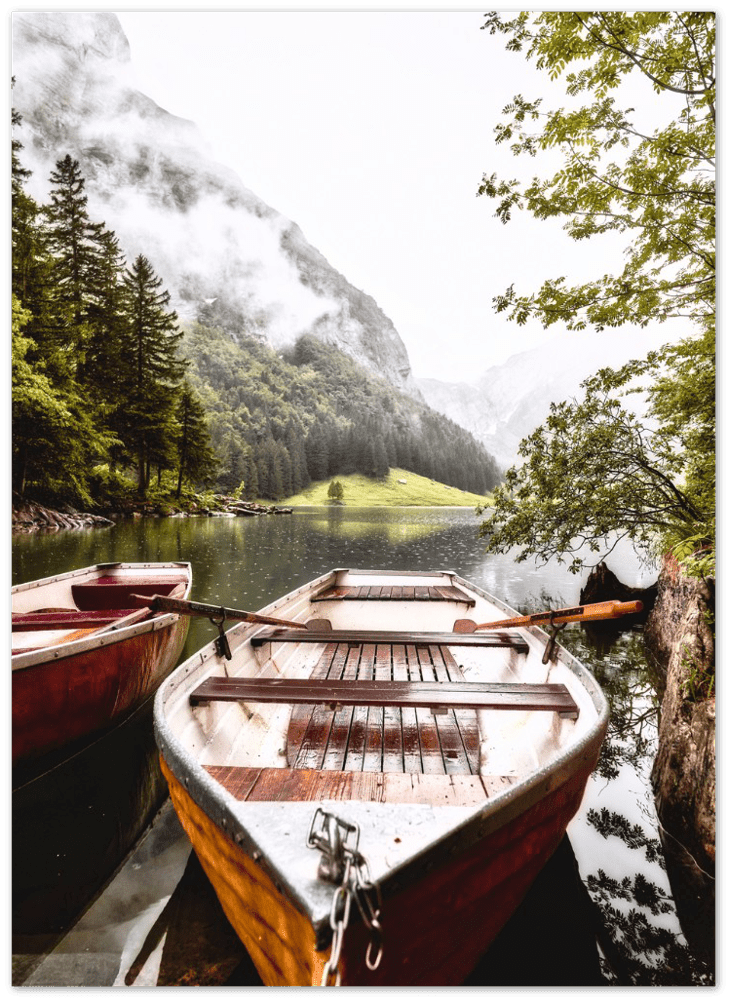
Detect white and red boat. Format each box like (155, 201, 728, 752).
(154, 567, 619, 986)
(12, 561, 192, 766)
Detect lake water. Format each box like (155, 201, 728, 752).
(11, 507, 712, 985)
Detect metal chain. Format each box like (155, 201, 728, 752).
(307, 808, 384, 985)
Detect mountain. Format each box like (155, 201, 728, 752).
(418, 332, 654, 470)
(11, 11, 417, 394)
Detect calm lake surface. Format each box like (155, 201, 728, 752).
(11, 507, 712, 985)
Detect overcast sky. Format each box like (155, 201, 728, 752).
(111, 7, 679, 383)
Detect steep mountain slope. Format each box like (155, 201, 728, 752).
(418, 333, 654, 470)
(11, 11, 416, 393)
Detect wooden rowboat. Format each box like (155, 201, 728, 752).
(154, 568, 611, 986)
(12, 561, 192, 766)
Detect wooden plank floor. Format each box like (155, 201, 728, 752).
(286, 642, 481, 775)
(203, 765, 512, 806)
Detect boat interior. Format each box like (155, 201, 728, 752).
(12, 567, 189, 657)
(169, 570, 597, 809)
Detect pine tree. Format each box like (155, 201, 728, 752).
(175, 382, 217, 497)
(118, 254, 187, 493)
(44, 155, 107, 359)
(305, 423, 329, 481)
(11, 106, 54, 353)
(12, 294, 112, 501)
(80, 229, 128, 408)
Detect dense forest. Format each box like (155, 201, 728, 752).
(182, 327, 501, 500)
(12, 109, 501, 507)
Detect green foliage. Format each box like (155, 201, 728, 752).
(10, 120, 204, 507)
(87, 465, 138, 505)
(183, 326, 501, 501)
(12, 294, 115, 505)
(480, 12, 714, 332)
(478, 12, 715, 576)
(480, 349, 713, 573)
(327, 480, 344, 502)
(174, 381, 217, 497)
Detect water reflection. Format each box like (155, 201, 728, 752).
(11, 509, 711, 984)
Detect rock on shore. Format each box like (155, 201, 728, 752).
(12, 497, 114, 532)
(644, 556, 715, 961)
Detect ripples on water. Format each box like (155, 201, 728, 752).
(11, 507, 712, 984)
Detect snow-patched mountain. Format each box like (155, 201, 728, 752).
(11, 11, 417, 393)
(418, 332, 654, 470)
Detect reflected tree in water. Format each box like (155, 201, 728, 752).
(567, 625, 710, 984)
(518, 592, 710, 984)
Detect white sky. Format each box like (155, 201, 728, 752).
(111, 7, 673, 382)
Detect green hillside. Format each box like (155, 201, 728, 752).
(282, 469, 493, 507)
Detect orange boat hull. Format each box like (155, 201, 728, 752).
(161, 754, 596, 986)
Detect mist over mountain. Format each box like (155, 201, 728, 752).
(11, 11, 417, 394)
(418, 332, 654, 470)
(12, 11, 657, 483)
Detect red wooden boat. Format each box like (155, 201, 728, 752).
(154, 568, 612, 986)
(12, 561, 192, 765)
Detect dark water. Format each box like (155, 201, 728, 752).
(11, 508, 713, 985)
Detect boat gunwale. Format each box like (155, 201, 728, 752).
(11, 561, 193, 671)
(11, 559, 192, 595)
(154, 568, 610, 940)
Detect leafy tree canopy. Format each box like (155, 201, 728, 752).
(479, 11, 714, 332)
(478, 12, 715, 576)
(480, 338, 714, 574)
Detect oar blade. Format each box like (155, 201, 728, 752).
(453, 618, 478, 633)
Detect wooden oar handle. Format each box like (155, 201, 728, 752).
(459, 598, 644, 632)
(130, 594, 309, 630)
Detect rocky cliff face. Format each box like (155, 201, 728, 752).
(644, 557, 715, 961)
(11, 11, 417, 394)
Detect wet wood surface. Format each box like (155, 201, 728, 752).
(312, 584, 476, 605)
(286, 640, 482, 773)
(190, 675, 577, 713)
(250, 628, 527, 649)
(204, 765, 502, 805)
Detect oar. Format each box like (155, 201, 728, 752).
(454, 599, 644, 633)
(130, 594, 310, 630)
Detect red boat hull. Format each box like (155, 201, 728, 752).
(13, 616, 189, 764)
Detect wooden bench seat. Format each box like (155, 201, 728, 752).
(202, 765, 514, 806)
(312, 584, 475, 606)
(12, 607, 145, 631)
(251, 628, 529, 654)
(189, 675, 578, 716)
(72, 577, 187, 610)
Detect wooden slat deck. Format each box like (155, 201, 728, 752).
(197, 639, 575, 805)
(193, 640, 579, 806)
(284, 643, 483, 775)
(251, 629, 529, 653)
(202, 765, 515, 806)
(312, 584, 475, 606)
